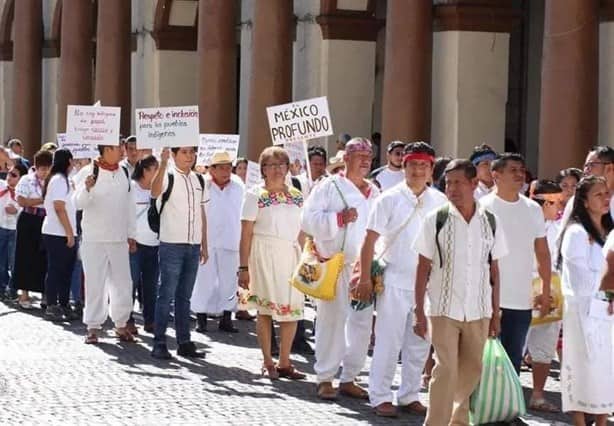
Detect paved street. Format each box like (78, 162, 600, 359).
(0, 299, 578, 425)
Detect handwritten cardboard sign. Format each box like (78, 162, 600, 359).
(196, 134, 240, 166)
(66, 105, 121, 146)
(56, 133, 98, 159)
(135, 106, 199, 149)
(284, 140, 309, 178)
(266, 96, 333, 145)
(246, 160, 263, 190)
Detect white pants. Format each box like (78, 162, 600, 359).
(526, 321, 561, 364)
(315, 264, 373, 383)
(191, 247, 239, 314)
(81, 242, 133, 330)
(369, 285, 430, 407)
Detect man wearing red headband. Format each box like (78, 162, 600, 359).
(358, 142, 447, 417)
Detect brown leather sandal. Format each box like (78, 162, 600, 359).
(115, 328, 135, 343)
(261, 363, 279, 380)
(84, 330, 99, 344)
(276, 365, 306, 380)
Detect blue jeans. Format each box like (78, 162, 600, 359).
(500, 308, 532, 374)
(154, 243, 200, 346)
(43, 235, 78, 307)
(70, 256, 83, 303)
(0, 227, 15, 295)
(129, 244, 159, 326)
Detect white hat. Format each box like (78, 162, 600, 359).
(209, 151, 233, 166)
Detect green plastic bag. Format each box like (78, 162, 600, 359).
(469, 338, 526, 425)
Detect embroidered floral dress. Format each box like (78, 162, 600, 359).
(240, 185, 304, 321)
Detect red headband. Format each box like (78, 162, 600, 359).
(403, 153, 435, 165)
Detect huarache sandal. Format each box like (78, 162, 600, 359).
(529, 398, 559, 413)
(276, 365, 306, 380)
(115, 328, 135, 343)
(84, 330, 99, 344)
(261, 363, 279, 380)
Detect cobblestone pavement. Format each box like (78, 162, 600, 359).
(0, 298, 589, 425)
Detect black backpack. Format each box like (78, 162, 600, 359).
(147, 172, 205, 234)
(434, 204, 496, 268)
(92, 163, 131, 192)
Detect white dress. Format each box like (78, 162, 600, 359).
(240, 185, 304, 321)
(561, 223, 614, 414)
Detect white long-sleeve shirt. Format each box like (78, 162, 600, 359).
(301, 175, 379, 264)
(75, 164, 136, 243)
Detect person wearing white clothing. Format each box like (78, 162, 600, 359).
(192, 151, 244, 333)
(75, 144, 137, 344)
(359, 142, 447, 417)
(469, 144, 497, 201)
(127, 155, 160, 335)
(368, 141, 405, 192)
(413, 159, 507, 426)
(0, 162, 26, 299)
(480, 153, 551, 375)
(301, 137, 380, 401)
(559, 176, 614, 426)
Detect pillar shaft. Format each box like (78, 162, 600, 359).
(539, 0, 599, 177)
(13, 0, 42, 157)
(246, 0, 293, 161)
(198, 0, 237, 134)
(95, 0, 131, 136)
(381, 0, 432, 150)
(58, 0, 94, 132)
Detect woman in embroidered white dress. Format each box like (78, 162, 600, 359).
(238, 146, 306, 381)
(558, 176, 614, 426)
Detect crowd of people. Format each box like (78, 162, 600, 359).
(1, 133, 614, 426)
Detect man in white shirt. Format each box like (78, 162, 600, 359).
(119, 135, 139, 177)
(470, 144, 497, 200)
(150, 147, 208, 360)
(191, 151, 243, 334)
(75, 144, 137, 344)
(413, 159, 507, 426)
(302, 137, 380, 401)
(369, 141, 405, 191)
(359, 142, 447, 417)
(480, 153, 551, 374)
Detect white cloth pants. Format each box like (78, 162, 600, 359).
(191, 247, 239, 314)
(369, 285, 430, 407)
(81, 242, 133, 330)
(315, 264, 373, 383)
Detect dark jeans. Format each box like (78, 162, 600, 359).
(129, 243, 160, 326)
(154, 243, 200, 347)
(43, 234, 78, 307)
(0, 227, 16, 294)
(500, 308, 532, 374)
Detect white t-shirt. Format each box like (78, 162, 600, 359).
(132, 181, 159, 247)
(480, 193, 546, 310)
(373, 167, 404, 192)
(42, 174, 77, 237)
(474, 181, 495, 201)
(0, 180, 20, 230)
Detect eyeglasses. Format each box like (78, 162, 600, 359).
(262, 163, 288, 170)
(584, 161, 611, 169)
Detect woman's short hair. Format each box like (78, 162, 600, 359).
(259, 146, 289, 178)
(33, 149, 53, 168)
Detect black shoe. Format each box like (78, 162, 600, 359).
(177, 342, 205, 358)
(151, 345, 173, 360)
(61, 305, 79, 321)
(292, 338, 315, 355)
(218, 320, 239, 333)
(44, 305, 64, 322)
(195, 313, 207, 333)
(72, 302, 83, 318)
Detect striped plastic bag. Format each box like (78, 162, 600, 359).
(469, 339, 526, 425)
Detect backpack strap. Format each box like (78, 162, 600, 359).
(368, 166, 386, 180)
(92, 163, 99, 181)
(121, 165, 130, 192)
(196, 173, 204, 191)
(435, 204, 450, 268)
(291, 176, 302, 191)
(158, 173, 174, 217)
(483, 209, 496, 265)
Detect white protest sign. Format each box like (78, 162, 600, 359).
(56, 134, 98, 159)
(135, 106, 199, 149)
(266, 96, 333, 145)
(66, 105, 121, 146)
(196, 134, 240, 166)
(246, 160, 263, 190)
(284, 140, 311, 181)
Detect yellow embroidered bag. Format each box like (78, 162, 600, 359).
(530, 273, 563, 325)
(290, 179, 347, 300)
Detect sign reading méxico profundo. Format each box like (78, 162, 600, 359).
(266, 97, 333, 145)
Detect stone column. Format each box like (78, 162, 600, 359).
(198, 0, 237, 134)
(12, 0, 42, 157)
(381, 0, 432, 148)
(58, 0, 94, 132)
(246, 0, 293, 161)
(95, 0, 132, 136)
(539, 0, 598, 178)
